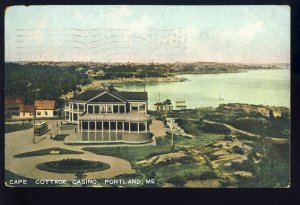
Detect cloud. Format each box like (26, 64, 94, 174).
(219, 21, 265, 39)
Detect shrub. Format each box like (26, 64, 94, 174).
(224, 135, 234, 141)
(167, 175, 186, 187)
(232, 146, 245, 155)
(201, 123, 231, 134)
(199, 171, 217, 180)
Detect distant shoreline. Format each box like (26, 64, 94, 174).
(61, 68, 289, 100)
(61, 75, 186, 100)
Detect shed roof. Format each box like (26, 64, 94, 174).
(35, 100, 55, 110)
(20, 105, 36, 113)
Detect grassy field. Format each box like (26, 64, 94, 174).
(82, 138, 172, 166)
(5, 123, 33, 133)
(171, 133, 225, 148)
(14, 147, 84, 158)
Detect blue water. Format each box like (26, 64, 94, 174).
(118, 69, 290, 110)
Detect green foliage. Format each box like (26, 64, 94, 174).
(200, 122, 231, 135)
(232, 146, 245, 155)
(5, 123, 33, 133)
(5, 63, 91, 106)
(167, 175, 186, 187)
(224, 135, 234, 141)
(198, 170, 218, 180)
(175, 118, 202, 135)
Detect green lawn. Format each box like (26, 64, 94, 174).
(5, 123, 33, 133)
(82, 138, 172, 165)
(14, 147, 84, 158)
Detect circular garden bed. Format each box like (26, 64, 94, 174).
(36, 158, 110, 173)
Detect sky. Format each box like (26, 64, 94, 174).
(5, 5, 290, 64)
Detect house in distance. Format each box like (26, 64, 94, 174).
(35, 100, 56, 118)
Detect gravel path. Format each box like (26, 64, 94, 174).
(5, 121, 135, 180)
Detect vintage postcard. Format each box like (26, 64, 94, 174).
(4, 5, 290, 188)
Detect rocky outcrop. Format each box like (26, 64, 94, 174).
(184, 179, 222, 188)
(137, 152, 194, 166)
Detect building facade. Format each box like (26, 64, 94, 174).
(35, 100, 56, 118)
(64, 87, 151, 143)
(19, 105, 36, 118)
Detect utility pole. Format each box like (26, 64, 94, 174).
(144, 72, 147, 92)
(33, 121, 35, 144)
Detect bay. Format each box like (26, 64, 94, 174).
(118, 69, 290, 110)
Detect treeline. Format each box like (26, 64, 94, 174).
(98, 65, 169, 79)
(5, 63, 91, 106)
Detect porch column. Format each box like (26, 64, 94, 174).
(116, 121, 118, 133)
(93, 105, 95, 114)
(77, 121, 80, 133)
(88, 121, 90, 141)
(95, 121, 97, 141)
(145, 122, 147, 133)
(129, 122, 131, 133)
(68, 103, 71, 121)
(80, 121, 83, 134)
(118, 105, 120, 113)
(122, 122, 124, 133)
(64, 104, 67, 121)
(137, 122, 139, 134)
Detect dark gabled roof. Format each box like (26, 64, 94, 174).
(115, 91, 148, 101)
(69, 89, 106, 101)
(69, 88, 147, 102)
(89, 93, 125, 103)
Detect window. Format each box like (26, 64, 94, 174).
(101, 105, 106, 113)
(79, 104, 84, 110)
(131, 103, 138, 111)
(117, 122, 123, 129)
(45, 111, 48, 116)
(107, 105, 112, 113)
(88, 105, 93, 113)
(96, 122, 102, 130)
(113, 105, 119, 113)
(37, 112, 41, 116)
(119, 105, 125, 113)
(139, 104, 146, 110)
(95, 105, 100, 114)
(89, 122, 95, 129)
